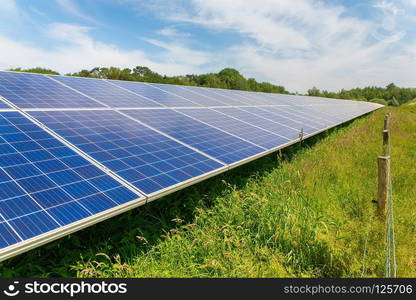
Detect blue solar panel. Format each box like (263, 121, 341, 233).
(213, 107, 303, 140)
(187, 87, 248, 106)
(0, 111, 142, 250)
(282, 106, 334, 128)
(122, 109, 264, 164)
(238, 107, 318, 134)
(307, 103, 379, 121)
(213, 89, 266, 105)
(0, 71, 103, 108)
(0, 99, 10, 109)
(28, 110, 224, 195)
(262, 106, 328, 131)
(51, 75, 162, 108)
(247, 92, 296, 105)
(149, 83, 229, 107)
(177, 108, 290, 149)
(110, 81, 202, 107)
(227, 90, 275, 105)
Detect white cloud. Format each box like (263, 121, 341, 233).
(157, 27, 191, 38)
(131, 0, 416, 91)
(0, 23, 212, 76)
(143, 38, 214, 66)
(0, 0, 17, 13)
(55, 0, 98, 24)
(401, 0, 416, 6)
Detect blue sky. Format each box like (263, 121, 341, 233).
(0, 0, 415, 92)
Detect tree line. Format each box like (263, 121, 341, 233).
(307, 84, 416, 106)
(8, 67, 416, 105)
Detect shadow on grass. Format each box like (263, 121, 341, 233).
(0, 119, 358, 277)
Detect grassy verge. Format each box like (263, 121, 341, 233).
(0, 106, 415, 277)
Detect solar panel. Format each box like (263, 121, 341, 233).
(284, 105, 344, 125)
(122, 109, 265, 164)
(262, 106, 328, 130)
(213, 107, 304, 140)
(50, 75, 162, 108)
(28, 110, 225, 195)
(0, 71, 383, 260)
(239, 107, 318, 134)
(149, 83, 229, 107)
(110, 80, 202, 107)
(0, 71, 103, 109)
(0, 111, 142, 254)
(255, 93, 298, 105)
(0, 99, 11, 109)
(177, 108, 291, 149)
(214, 89, 269, 105)
(177, 86, 248, 106)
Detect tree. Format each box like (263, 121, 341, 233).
(307, 87, 321, 97)
(218, 68, 249, 90)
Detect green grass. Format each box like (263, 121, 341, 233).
(0, 106, 415, 278)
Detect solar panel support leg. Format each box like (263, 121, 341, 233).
(299, 128, 304, 143)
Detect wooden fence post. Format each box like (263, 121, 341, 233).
(378, 113, 391, 216)
(377, 155, 390, 216)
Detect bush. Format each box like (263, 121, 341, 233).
(370, 98, 388, 106)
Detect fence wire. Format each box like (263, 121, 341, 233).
(385, 181, 397, 278)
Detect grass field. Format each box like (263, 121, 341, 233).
(0, 105, 414, 278)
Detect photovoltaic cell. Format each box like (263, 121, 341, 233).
(51, 76, 162, 108)
(177, 108, 290, 149)
(0, 111, 141, 249)
(0, 72, 103, 109)
(122, 109, 264, 164)
(110, 81, 201, 107)
(28, 110, 224, 195)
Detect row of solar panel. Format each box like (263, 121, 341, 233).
(0, 71, 369, 109)
(0, 101, 380, 250)
(0, 71, 382, 257)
